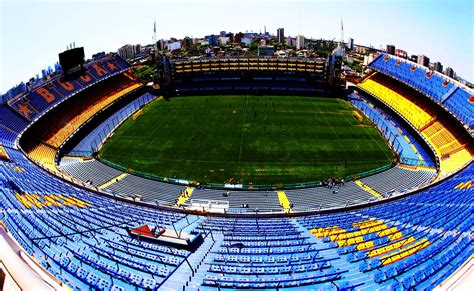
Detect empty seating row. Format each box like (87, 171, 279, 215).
(358, 73, 472, 174)
(358, 73, 433, 129)
(350, 93, 435, 167)
(369, 54, 474, 128)
(0, 144, 472, 290)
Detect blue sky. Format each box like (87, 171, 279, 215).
(1, 0, 472, 93)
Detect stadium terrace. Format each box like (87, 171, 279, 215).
(0, 40, 472, 291)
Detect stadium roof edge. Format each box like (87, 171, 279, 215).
(7, 56, 122, 106)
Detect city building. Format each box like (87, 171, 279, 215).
(354, 45, 368, 55)
(207, 34, 219, 46)
(244, 32, 259, 38)
(157, 39, 165, 51)
(386, 44, 395, 55)
(240, 37, 252, 45)
(182, 37, 192, 48)
(277, 28, 285, 43)
(444, 67, 454, 78)
(218, 36, 229, 45)
(347, 38, 354, 51)
(234, 32, 244, 43)
(54, 62, 61, 72)
(433, 62, 443, 73)
(363, 53, 377, 66)
(167, 41, 181, 51)
(418, 54, 430, 67)
(286, 36, 295, 47)
(117, 44, 136, 60)
(395, 49, 408, 59)
(296, 34, 305, 50)
(225, 32, 234, 43)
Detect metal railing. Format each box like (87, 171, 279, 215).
(99, 158, 392, 191)
(67, 94, 155, 157)
(351, 96, 434, 168)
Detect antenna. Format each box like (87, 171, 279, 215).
(339, 18, 345, 56)
(340, 19, 344, 46)
(153, 19, 157, 52)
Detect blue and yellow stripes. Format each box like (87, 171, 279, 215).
(14, 193, 92, 209)
(176, 187, 194, 206)
(354, 180, 384, 199)
(310, 218, 430, 266)
(277, 191, 292, 213)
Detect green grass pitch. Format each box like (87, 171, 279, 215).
(99, 95, 394, 185)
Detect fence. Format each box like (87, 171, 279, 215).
(99, 158, 392, 191)
(68, 93, 155, 156)
(91, 94, 403, 191)
(353, 98, 433, 167)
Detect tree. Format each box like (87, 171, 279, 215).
(135, 65, 157, 81)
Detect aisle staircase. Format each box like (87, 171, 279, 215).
(277, 191, 292, 213)
(97, 172, 128, 189)
(159, 230, 221, 290)
(176, 187, 195, 206)
(354, 180, 384, 199)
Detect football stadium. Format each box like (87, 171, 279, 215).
(1, 4, 473, 291)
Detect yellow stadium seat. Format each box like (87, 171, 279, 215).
(359, 73, 472, 174)
(358, 75, 433, 129)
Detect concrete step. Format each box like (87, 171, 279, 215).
(160, 232, 220, 290)
(186, 233, 224, 288)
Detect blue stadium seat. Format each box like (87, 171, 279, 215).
(369, 54, 473, 128)
(0, 78, 472, 291)
(373, 270, 386, 283)
(401, 275, 416, 289)
(111, 285, 125, 291)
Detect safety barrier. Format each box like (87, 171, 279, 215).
(98, 158, 392, 191)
